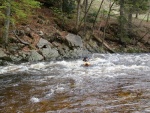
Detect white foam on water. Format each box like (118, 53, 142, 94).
(30, 62, 47, 69)
(0, 54, 149, 77)
(0, 65, 28, 74)
(1, 53, 150, 113)
(30, 97, 40, 103)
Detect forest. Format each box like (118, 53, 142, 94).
(0, 0, 150, 62)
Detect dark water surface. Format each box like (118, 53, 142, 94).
(0, 54, 150, 113)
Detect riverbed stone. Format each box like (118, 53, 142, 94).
(28, 50, 44, 61)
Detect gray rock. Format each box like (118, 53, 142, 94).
(10, 55, 23, 62)
(58, 47, 65, 55)
(25, 27, 31, 34)
(65, 33, 83, 47)
(81, 49, 91, 57)
(41, 48, 59, 60)
(0, 48, 7, 58)
(86, 43, 95, 52)
(19, 51, 30, 60)
(28, 50, 44, 61)
(88, 40, 99, 52)
(9, 44, 19, 52)
(37, 38, 51, 49)
(73, 48, 83, 57)
(38, 31, 44, 36)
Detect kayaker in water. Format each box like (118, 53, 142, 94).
(83, 57, 90, 66)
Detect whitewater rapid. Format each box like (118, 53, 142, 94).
(0, 53, 150, 113)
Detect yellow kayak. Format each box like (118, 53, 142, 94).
(84, 62, 90, 66)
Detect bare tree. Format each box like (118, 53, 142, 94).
(147, 9, 150, 22)
(84, 0, 88, 34)
(92, 0, 104, 29)
(77, 0, 95, 31)
(102, 1, 115, 48)
(119, 0, 125, 43)
(76, 0, 81, 30)
(3, 0, 11, 45)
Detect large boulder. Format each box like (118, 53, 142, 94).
(65, 33, 83, 48)
(70, 48, 83, 58)
(0, 48, 12, 62)
(41, 47, 59, 60)
(37, 38, 51, 49)
(28, 50, 44, 61)
(0, 48, 7, 58)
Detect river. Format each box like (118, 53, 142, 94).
(0, 53, 150, 113)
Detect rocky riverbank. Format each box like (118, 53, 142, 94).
(0, 8, 149, 65)
(0, 31, 91, 64)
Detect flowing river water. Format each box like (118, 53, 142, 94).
(0, 53, 150, 113)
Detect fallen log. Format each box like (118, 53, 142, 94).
(13, 31, 30, 45)
(92, 34, 116, 53)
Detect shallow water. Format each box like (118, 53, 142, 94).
(0, 53, 150, 113)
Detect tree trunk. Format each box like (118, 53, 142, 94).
(147, 7, 150, 22)
(84, 0, 88, 34)
(128, 7, 133, 36)
(3, 0, 11, 45)
(76, 0, 81, 30)
(135, 10, 138, 19)
(102, 1, 115, 48)
(92, 0, 104, 29)
(119, 0, 125, 43)
(135, 13, 138, 19)
(78, 0, 94, 29)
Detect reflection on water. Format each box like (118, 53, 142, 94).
(0, 53, 150, 113)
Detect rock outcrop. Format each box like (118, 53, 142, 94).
(0, 28, 102, 63)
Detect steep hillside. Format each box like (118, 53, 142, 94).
(0, 4, 150, 64)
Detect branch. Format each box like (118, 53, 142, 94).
(13, 31, 30, 45)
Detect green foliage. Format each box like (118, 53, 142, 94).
(114, 0, 149, 14)
(45, 0, 76, 14)
(62, 0, 75, 14)
(0, 37, 3, 44)
(87, 11, 97, 23)
(126, 47, 142, 53)
(50, 7, 62, 16)
(0, 11, 5, 19)
(117, 15, 127, 24)
(101, 9, 108, 16)
(122, 36, 131, 44)
(0, 0, 41, 22)
(0, 0, 41, 45)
